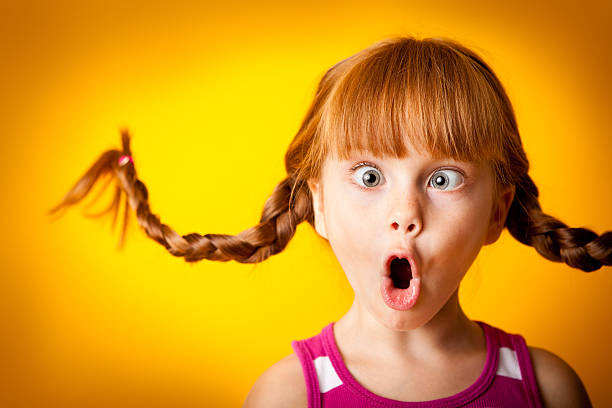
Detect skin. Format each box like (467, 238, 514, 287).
(306, 143, 515, 399)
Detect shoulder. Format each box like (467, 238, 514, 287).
(242, 352, 308, 408)
(527, 345, 593, 408)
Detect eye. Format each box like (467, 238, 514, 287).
(429, 169, 464, 191)
(351, 163, 384, 189)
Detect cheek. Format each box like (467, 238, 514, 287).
(428, 195, 492, 267)
(323, 189, 382, 284)
(325, 185, 376, 240)
(327, 196, 370, 252)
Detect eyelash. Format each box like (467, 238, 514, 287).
(348, 161, 465, 192)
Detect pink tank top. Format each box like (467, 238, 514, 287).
(291, 320, 543, 408)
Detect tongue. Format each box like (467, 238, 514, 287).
(391, 258, 412, 289)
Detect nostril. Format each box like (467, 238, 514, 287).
(391, 222, 418, 232)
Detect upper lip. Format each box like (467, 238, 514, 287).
(383, 250, 419, 279)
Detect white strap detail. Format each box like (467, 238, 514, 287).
(496, 346, 522, 380)
(313, 356, 343, 393)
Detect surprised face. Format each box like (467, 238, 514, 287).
(307, 146, 514, 330)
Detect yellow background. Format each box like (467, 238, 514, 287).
(2, 0, 611, 406)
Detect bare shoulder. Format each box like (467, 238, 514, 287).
(242, 352, 308, 408)
(527, 346, 593, 408)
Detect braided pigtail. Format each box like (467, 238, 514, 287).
(506, 173, 612, 272)
(48, 129, 314, 264)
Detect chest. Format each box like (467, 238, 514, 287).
(344, 352, 487, 402)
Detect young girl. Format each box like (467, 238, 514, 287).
(49, 36, 608, 407)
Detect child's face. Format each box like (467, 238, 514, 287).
(307, 145, 513, 330)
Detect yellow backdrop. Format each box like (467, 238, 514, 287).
(2, 0, 611, 406)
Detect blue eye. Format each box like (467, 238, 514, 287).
(352, 164, 384, 188)
(429, 169, 464, 190)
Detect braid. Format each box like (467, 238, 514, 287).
(48, 129, 314, 264)
(506, 173, 612, 272)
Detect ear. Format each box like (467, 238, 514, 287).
(484, 184, 516, 246)
(307, 179, 328, 239)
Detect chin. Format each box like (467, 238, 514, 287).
(375, 304, 429, 332)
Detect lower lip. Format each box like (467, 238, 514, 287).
(380, 276, 421, 311)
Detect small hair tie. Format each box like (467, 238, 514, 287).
(118, 155, 134, 167)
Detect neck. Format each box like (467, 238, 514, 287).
(334, 289, 484, 363)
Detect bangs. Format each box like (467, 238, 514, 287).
(317, 38, 511, 166)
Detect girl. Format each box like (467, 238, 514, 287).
(49, 36, 609, 407)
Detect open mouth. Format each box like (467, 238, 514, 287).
(381, 254, 421, 311)
(389, 257, 413, 289)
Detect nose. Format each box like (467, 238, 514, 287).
(389, 193, 423, 236)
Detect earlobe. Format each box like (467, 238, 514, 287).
(307, 180, 328, 239)
(484, 185, 516, 246)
